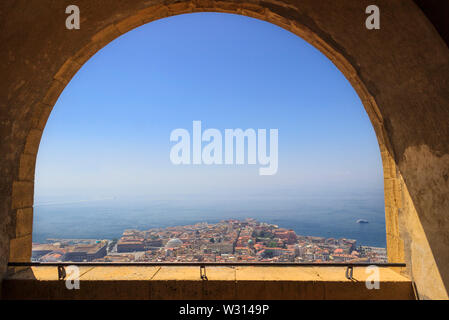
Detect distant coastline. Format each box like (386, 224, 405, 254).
(33, 218, 387, 264)
(32, 197, 386, 248)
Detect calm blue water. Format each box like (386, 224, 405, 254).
(33, 192, 386, 247)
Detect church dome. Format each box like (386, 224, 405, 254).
(165, 238, 183, 248)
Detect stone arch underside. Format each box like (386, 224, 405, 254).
(1, 0, 448, 299)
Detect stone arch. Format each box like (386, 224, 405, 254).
(2, 0, 449, 299)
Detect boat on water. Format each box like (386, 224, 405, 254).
(356, 219, 369, 224)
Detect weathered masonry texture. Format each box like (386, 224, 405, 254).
(0, 0, 448, 299)
(2, 266, 415, 300)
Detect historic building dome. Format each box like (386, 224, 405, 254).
(165, 238, 183, 248)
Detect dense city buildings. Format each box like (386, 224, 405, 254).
(32, 219, 387, 263)
(32, 239, 108, 262)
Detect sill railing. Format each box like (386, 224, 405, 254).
(8, 261, 406, 267)
(8, 261, 406, 281)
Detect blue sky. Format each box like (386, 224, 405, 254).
(35, 13, 383, 203)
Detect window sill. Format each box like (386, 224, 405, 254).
(2, 265, 414, 300)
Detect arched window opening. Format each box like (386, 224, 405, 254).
(32, 13, 385, 264)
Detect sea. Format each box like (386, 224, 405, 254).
(32, 190, 386, 248)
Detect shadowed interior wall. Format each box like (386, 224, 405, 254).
(414, 0, 449, 47)
(0, 0, 448, 299)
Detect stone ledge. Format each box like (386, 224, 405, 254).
(2, 266, 414, 300)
